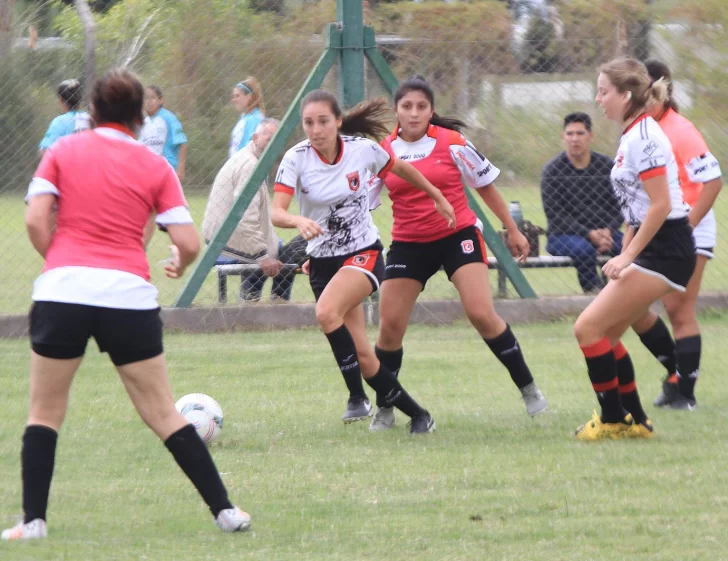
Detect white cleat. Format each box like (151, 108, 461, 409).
(215, 506, 251, 532)
(369, 406, 396, 432)
(520, 382, 548, 416)
(1, 518, 47, 541)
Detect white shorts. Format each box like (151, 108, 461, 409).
(693, 209, 717, 259)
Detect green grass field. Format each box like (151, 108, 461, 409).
(2, 318, 728, 560)
(2, 185, 728, 313)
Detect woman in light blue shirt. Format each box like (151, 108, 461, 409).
(229, 77, 265, 158)
(38, 79, 91, 156)
(139, 85, 188, 182)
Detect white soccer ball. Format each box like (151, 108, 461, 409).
(175, 393, 224, 444)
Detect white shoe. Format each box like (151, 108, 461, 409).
(1, 518, 47, 541)
(520, 382, 548, 416)
(369, 406, 395, 432)
(215, 506, 251, 532)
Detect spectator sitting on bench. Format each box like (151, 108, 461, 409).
(202, 118, 307, 302)
(540, 112, 623, 293)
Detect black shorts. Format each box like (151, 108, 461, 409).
(384, 225, 488, 288)
(30, 301, 164, 366)
(309, 241, 385, 301)
(632, 218, 697, 291)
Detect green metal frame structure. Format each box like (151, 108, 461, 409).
(174, 0, 535, 307)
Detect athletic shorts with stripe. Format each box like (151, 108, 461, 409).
(384, 225, 488, 288)
(309, 241, 385, 301)
(30, 301, 164, 366)
(631, 217, 696, 292)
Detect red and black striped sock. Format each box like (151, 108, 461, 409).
(580, 337, 625, 423)
(614, 341, 647, 424)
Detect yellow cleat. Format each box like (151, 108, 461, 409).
(623, 418, 655, 439)
(574, 410, 632, 441)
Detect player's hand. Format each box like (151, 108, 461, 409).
(163, 245, 185, 279)
(434, 195, 456, 229)
(301, 259, 311, 275)
(601, 253, 633, 280)
(508, 228, 530, 263)
(296, 217, 324, 241)
(259, 256, 283, 277)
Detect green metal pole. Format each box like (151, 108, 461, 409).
(174, 26, 341, 307)
(337, 0, 365, 106)
(365, 28, 537, 299)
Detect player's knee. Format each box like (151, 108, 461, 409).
(315, 302, 343, 332)
(665, 300, 696, 331)
(377, 315, 407, 348)
(573, 315, 601, 345)
(465, 305, 501, 337)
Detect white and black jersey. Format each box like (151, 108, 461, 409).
(274, 135, 393, 258)
(611, 114, 688, 227)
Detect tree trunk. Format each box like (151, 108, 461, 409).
(0, 0, 16, 59)
(74, 0, 97, 98)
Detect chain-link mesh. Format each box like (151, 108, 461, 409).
(1, 0, 726, 313)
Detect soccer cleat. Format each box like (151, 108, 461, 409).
(624, 418, 655, 439)
(407, 412, 436, 435)
(369, 406, 395, 432)
(215, 506, 251, 532)
(342, 397, 373, 423)
(520, 382, 548, 416)
(653, 379, 680, 407)
(1, 519, 47, 541)
(665, 395, 697, 411)
(574, 410, 632, 441)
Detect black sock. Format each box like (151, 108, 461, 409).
(365, 363, 426, 419)
(580, 338, 626, 422)
(164, 424, 233, 517)
(374, 346, 403, 407)
(637, 316, 677, 377)
(484, 324, 534, 389)
(21, 425, 58, 523)
(614, 342, 647, 424)
(675, 335, 701, 399)
(325, 325, 368, 401)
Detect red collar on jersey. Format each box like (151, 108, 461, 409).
(96, 122, 135, 138)
(388, 123, 439, 142)
(657, 107, 675, 123)
(623, 113, 650, 135)
(312, 136, 344, 165)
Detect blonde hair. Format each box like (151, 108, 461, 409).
(235, 76, 265, 114)
(599, 57, 669, 121)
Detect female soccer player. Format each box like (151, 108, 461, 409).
(38, 79, 91, 155)
(139, 85, 188, 182)
(229, 77, 265, 158)
(630, 60, 723, 410)
(271, 89, 456, 433)
(573, 57, 696, 441)
(2, 69, 250, 541)
(367, 76, 547, 432)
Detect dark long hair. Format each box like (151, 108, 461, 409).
(645, 59, 679, 113)
(91, 69, 144, 127)
(393, 75, 467, 133)
(58, 79, 83, 111)
(301, 89, 390, 140)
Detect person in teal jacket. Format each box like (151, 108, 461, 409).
(38, 79, 91, 156)
(229, 77, 265, 158)
(139, 85, 188, 182)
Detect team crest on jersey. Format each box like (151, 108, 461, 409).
(352, 254, 370, 266)
(461, 240, 475, 254)
(346, 171, 361, 192)
(615, 153, 624, 168)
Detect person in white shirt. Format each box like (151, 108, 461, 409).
(573, 57, 695, 442)
(272, 89, 455, 433)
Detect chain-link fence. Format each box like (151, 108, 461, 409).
(1, 0, 726, 314)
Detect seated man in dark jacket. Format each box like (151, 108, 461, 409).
(540, 112, 623, 293)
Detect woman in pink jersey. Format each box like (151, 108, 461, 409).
(367, 76, 547, 432)
(272, 89, 455, 434)
(573, 58, 695, 441)
(2, 69, 250, 542)
(630, 60, 723, 410)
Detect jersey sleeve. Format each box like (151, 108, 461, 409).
(366, 172, 385, 211)
(27, 148, 61, 201)
(675, 126, 722, 183)
(367, 140, 395, 178)
(273, 149, 298, 195)
(169, 114, 188, 147)
(450, 138, 501, 188)
(155, 163, 193, 226)
(631, 135, 668, 181)
(38, 116, 65, 150)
